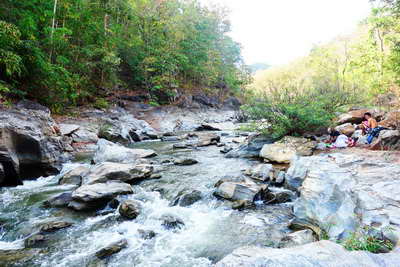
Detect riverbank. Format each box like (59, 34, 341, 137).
(1, 101, 400, 266)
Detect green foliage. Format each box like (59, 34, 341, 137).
(341, 231, 394, 253)
(93, 98, 109, 110)
(243, 87, 353, 139)
(0, 0, 249, 110)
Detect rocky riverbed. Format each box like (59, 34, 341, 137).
(1, 101, 400, 266)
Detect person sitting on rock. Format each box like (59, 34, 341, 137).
(363, 112, 385, 144)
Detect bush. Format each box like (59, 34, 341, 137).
(341, 231, 394, 253)
(93, 98, 109, 110)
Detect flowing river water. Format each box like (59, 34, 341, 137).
(0, 131, 293, 266)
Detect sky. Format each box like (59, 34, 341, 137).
(201, 0, 372, 66)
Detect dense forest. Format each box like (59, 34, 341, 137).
(0, 0, 250, 111)
(244, 0, 400, 138)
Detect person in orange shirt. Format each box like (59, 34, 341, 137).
(364, 112, 384, 144)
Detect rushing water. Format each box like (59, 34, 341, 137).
(0, 132, 293, 267)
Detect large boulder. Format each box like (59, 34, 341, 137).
(337, 109, 373, 124)
(58, 165, 90, 186)
(335, 123, 355, 136)
(379, 111, 400, 129)
(171, 190, 202, 207)
(69, 182, 133, 211)
(225, 135, 273, 158)
(84, 162, 153, 185)
(260, 136, 316, 163)
(0, 108, 64, 186)
(216, 240, 400, 267)
(370, 130, 400, 150)
(290, 153, 400, 242)
(93, 139, 156, 164)
(244, 164, 274, 182)
(214, 180, 268, 203)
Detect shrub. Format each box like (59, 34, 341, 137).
(341, 230, 394, 253)
(93, 98, 109, 110)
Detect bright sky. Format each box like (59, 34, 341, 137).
(201, 0, 372, 66)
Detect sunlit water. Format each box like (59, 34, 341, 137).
(0, 133, 293, 266)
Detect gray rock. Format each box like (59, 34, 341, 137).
(370, 130, 400, 150)
(216, 240, 400, 267)
(220, 145, 233, 154)
(214, 181, 268, 202)
(71, 128, 99, 143)
(335, 123, 355, 136)
(244, 164, 274, 182)
(39, 221, 73, 233)
(260, 136, 316, 163)
(95, 239, 128, 259)
(24, 234, 46, 248)
(0, 108, 64, 186)
(119, 200, 141, 219)
(0, 163, 4, 184)
(278, 229, 316, 248)
(59, 165, 90, 186)
(225, 135, 273, 158)
(196, 132, 221, 147)
(173, 158, 198, 166)
(275, 171, 285, 184)
(43, 192, 72, 208)
(59, 124, 80, 136)
(291, 153, 400, 242)
(161, 215, 185, 230)
(70, 182, 133, 211)
(172, 190, 202, 207)
(265, 188, 294, 204)
(138, 229, 156, 240)
(84, 162, 153, 185)
(93, 139, 156, 164)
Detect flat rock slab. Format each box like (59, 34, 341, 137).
(59, 124, 80, 136)
(93, 139, 156, 164)
(72, 182, 133, 202)
(216, 240, 400, 267)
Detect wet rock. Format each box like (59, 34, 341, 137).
(216, 240, 400, 267)
(231, 200, 254, 210)
(138, 229, 156, 240)
(214, 181, 268, 202)
(70, 182, 133, 211)
(24, 234, 46, 248)
(59, 165, 90, 186)
(370, 130, 400, 150)
(173, 158, 198, 166)
(118, 200, 141, 219)
(161, 215, 185, 230)
(0, 108, 64, 186)
(39, 221, 73, 233)
(225, 135, 273, 158)
(163, 136, 181, 142)
(335, 123, 355, 136)
(244, 164, 274, 182)
(95, 239, 128, 259)
(197, 123, 222, 131)
(265, 188, 294, 204)
(172, 190, 202, 207)
(275, 171, 285, 185)
(59, 124, 80, 136)
(278, 229, 316, 248)
(220, 145, 233, 154)
(0, 248, 41, 265)
(196, 133, 221, 147)
(173, 143, 189, 149)
(84, 162, 153, 184)
(43, 192, 73, 208)
(222, 96, 242, 110)
(260, 136, 316, 164)
(93, 139, 156, 164)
